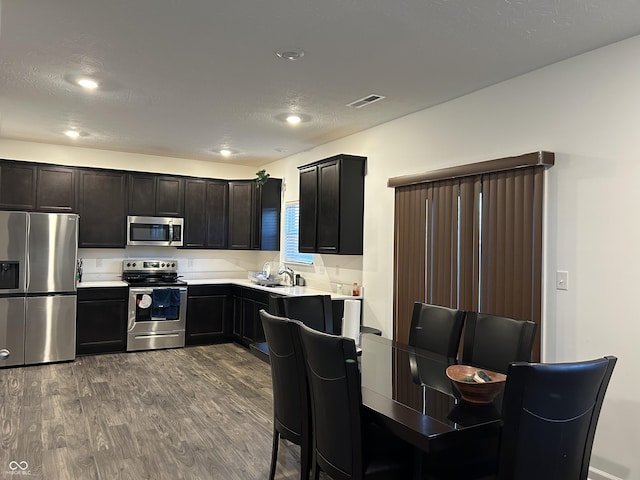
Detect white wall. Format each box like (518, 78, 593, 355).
(0, 139, 256, 178)
(266, 36, 640, 479)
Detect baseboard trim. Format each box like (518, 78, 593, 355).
(589, 466, 623, 480)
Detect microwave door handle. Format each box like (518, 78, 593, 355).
(168, 222, 174, 245)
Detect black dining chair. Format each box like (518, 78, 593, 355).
(259, 310, 311, 480)
(281, 295, 334, 333)
(424, 356, 617, 480)
(408, 303, 465, 413)
(297, 322, 413, 480)
(408, 302, 466, 358)
(462, 311, 537, 374)
(495, 355, 617, 480)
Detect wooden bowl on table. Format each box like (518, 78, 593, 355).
(445, 365, 506, 404)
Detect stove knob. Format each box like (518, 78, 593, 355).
(161, 263, 166, 267)
(126, 262, 131, 267)
(171, 263, 176, 268)
(132, 262, 136, 267)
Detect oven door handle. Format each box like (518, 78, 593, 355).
(133, 333, 181, 339)
(130, 288, 153, 295)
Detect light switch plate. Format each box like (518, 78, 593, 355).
(556, 271, 568, 290)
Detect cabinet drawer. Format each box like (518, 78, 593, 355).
(242, 287, 270, 304)
(78, 287, 128, 301)
(187, 284, 232, 297)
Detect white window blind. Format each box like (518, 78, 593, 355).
(284, 202, 314, 264)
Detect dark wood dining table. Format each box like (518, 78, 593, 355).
(358, 333, 502, 456)
(251, 332, 503, 477)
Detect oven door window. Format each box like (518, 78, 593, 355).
(130, 224, 170, 242)
(135, 291, 180, 321)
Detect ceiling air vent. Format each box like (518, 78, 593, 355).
(347, 94, 386, 108)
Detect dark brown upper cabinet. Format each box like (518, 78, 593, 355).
(298, 154, 366, 255)
(0, 160, 37, 210)
(0, 161, 76, 212)
(1, 159, 281, 252)
(36, 164, 76, 212)
(128, 173, 184, 217)
(259, 178, 282, 251)
(228, 181, 255, 249)
(228, 178, 281, 250)
(183, 179, 229, 249)
(78, 169, 127, 248)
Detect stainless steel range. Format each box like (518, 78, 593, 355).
(123, 259, 187, 351)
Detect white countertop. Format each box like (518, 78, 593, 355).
(78, 277, 361, 300)
(77, 280, 128, 288)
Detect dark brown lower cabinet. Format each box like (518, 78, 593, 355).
(232, 286, 270, 346)
(186, 285, 232, 345)
(76, 287, 128, 355)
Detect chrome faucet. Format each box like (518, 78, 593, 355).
(278, 265, 295, 286)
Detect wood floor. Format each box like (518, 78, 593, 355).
(0, 343, 309, 480)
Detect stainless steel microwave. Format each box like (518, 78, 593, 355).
(127, 216, 184, 247)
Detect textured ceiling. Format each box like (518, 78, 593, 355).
(1, 0, 640, 167)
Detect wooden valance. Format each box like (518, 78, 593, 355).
(387, 151, 554, 188)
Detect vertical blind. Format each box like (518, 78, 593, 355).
(479, 168, 544, 355)
(391, 153, 552, 362)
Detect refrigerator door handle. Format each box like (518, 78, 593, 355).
(0, 349, 10, 359)
(25, 214, 31, 290)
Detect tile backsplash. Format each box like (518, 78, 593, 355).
(77, 248, 277, 282)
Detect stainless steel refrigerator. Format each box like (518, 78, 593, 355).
(0, 211, 78, 367)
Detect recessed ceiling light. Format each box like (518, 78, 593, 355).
(219, 149, 233, 157)
(64, 73, 117, 91)
(276, 48, 305, 61)
(274, 148, 288, 153)
(275, 112, 312, 125)
(77, 78, 99, 90)
(64, 130, 80, 138)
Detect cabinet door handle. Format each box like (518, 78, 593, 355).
(0, 349, 10, 360)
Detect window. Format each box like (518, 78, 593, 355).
(283, 202, 314, 265)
